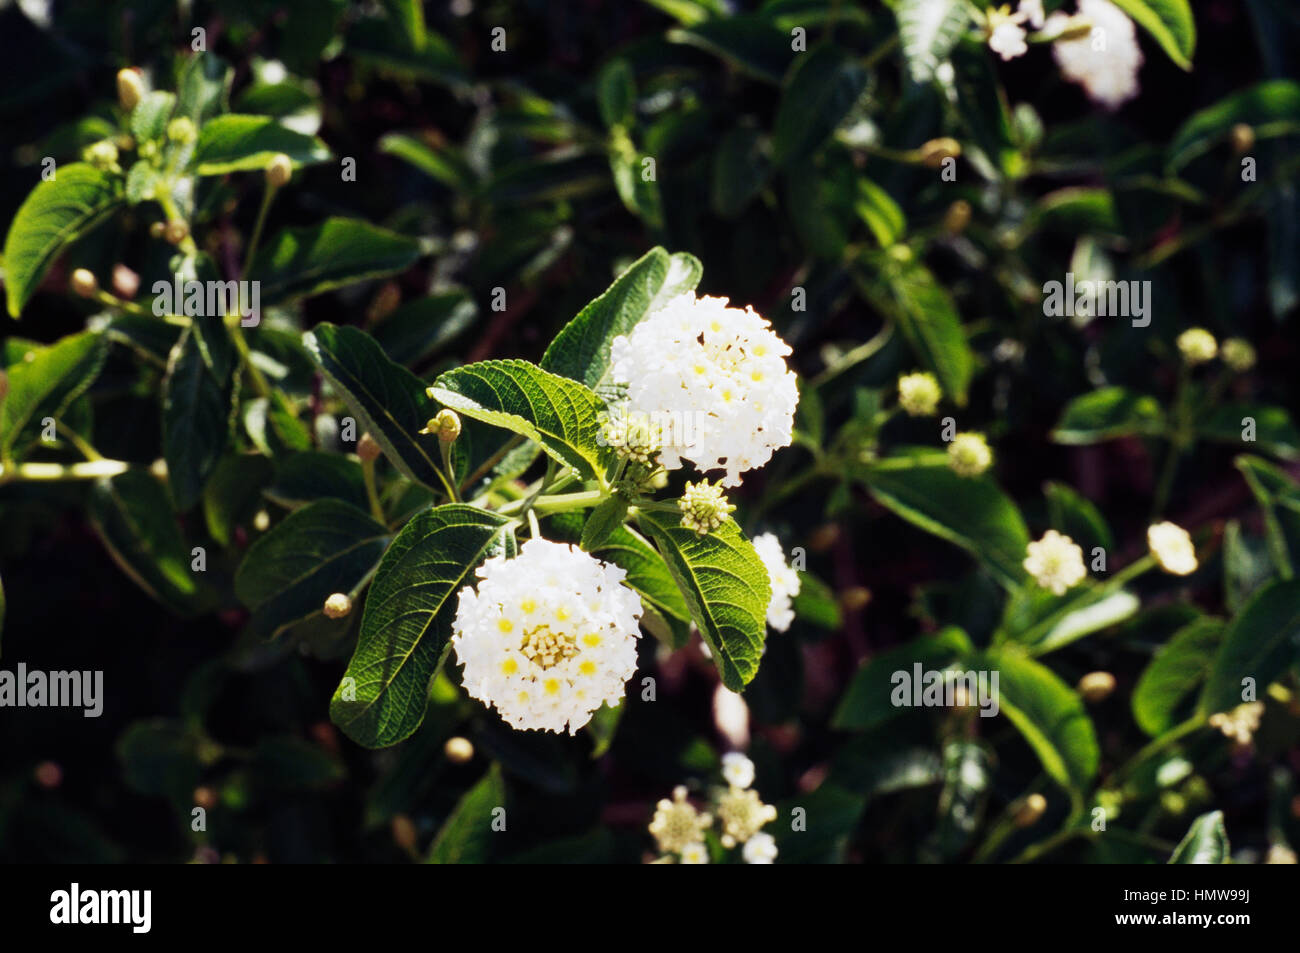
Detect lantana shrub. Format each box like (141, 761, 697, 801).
(0, 0, 1298, 867)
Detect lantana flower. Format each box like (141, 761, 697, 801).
(948, 432, 993, 477)
(1024, 530, 1087, 595)
(1045, 0, 1143, 109)
(751, 532, 801, 632)
(898, 371, 942, 417)
(610, 293, 799, 487)
(1147, 521, 1197, 575)
(451, 538, 642, 733)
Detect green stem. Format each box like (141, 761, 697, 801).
(499, 489, 605, 517)
(1103, 716, 1204, 792)
(227, 318, 273, 399)
(810, 324, 894, 389)
(361, 456, 385, 522)
(439, 440, 462, 503)
(242, 181, 276, 279)
(461, 434, 525, 494)
(55, 420, 103, 462)
(0, 459, 131, 483)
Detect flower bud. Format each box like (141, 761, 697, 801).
(163, 220, 189, 246)
(444, 736, 475, 763)
(83, 139, 119, 171)
(839, 587, 872, 612)
(898, 371, 942, 417)
(116, 68, 144, 110)
(34, 761, 62, 789)
(266, 153, 293, 188)
(1176, 327, 1217, 366)
(1077, 671, 1116, 703)
(942, 199, 972, 235)
(357, 432, 382, 462)
(918, 137, 961, 168)
(391, 814, 418, 850)
(678, 480, 735, 535)
(323, 592, 352, 619)
(420, 409, 462, 443)
(167, 116, 197, 144)
(71, 268, 99, 299)
(1014, 793, 1047, 827)
(193, 786, 217, 810)
(112, 264, 140, 300)
(1230, 123, 1254, 156)
(149, 221, 166, 239)
(948, 432, 993, 478)
(1220, 338, 1256, 373)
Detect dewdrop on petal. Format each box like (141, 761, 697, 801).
(679, 480, 734, 535)
(751, 532, 801, 632)
(1023, 530, 1087, 596)
(716, 786, 778, 848)
(1177, 328, 1218, 366)
(451, 538, 642, 734)
(609, 293, 798, 487)
(948, 433, 993, 478)
(1148, 521, 1197, 575)
(649, 786, 712, 855)
(721, 752, 756, 790)
(898, 371, 941, 416)
(743, 832, 778, 864)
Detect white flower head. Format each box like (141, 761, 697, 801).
(1023, 530, 1087, 595)
(989, 19, 1029, 61)
(898, 371, 942, 417)
(716, 786, 778, 848)
(649, 785, 712, 855)
(713, 684, 751, 750)
(610, 293, 799, 487)
(948, 432, 993, 477)
(721, 752, 756, 790)
(1047, 0, 1143, 109)
(679, 842, 710, 864)
(451, 538, 642, 734)
(1177, 328, 1218, 366)
(1020, 0, 1046, 29)
(1147, 521, 1197, 576)
(743, 831, 778, 864)
(751, 532, 802, 632)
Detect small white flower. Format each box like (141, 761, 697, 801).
(1023, 530, 1087, 596)
(948, 432, 993, 478)
(713, 685, 750, 750)
(610, 293, 799, 487)
(751, 532, 801, 632)
(649, 786, 712, 855)
(989, 20, 1029, 61)
(721, 752, 756, 790)
(897, 371, 942, 417)
(1020, 0, 1045, 29)
(1047, 0, 1143, 109)
(1147, 522, 1197, 576)
(679, 842, 710, 864)
(743, 832, 778, 864)
(451, 538, 642, 734)
(1176, 328, 1218, 366)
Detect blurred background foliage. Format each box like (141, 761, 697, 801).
(1, 0, 1299, 863)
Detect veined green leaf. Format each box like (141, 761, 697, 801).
(331, 505, 512, 747)
(251, 218, 422, 304)
(1200, 579, 1300, 716)
(1169, 811, 1228, 863)
(1110, 0, 1196, 71)
(303, 322, 445, 490)
(833, 627, 973, 731)
(541, 246, 701, 389)
(427, 765, 506, 863)
(1051, 387, 1165, 444)
(0, 331, 105, 459)
(193, 114, 330, 175)
(234, 499, 389, 639)
(895, 0, 969, 83)
(1133, 616, 1223, 737)
(772, 45, 868, 167)
(636, 511, 770, 691)
(2, 164, 121, 317)
(428, 360, 615, 482)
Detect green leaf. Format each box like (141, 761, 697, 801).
(234, 499, 389, 639)
(833, 627, 973, 730)
(540, 246, 701, 389)
(1051, 387, 1165, 444)
(372, 289, 477, 366)
(1169, 811, 1229, 864)
(1044, 481, 1115, 554)
(636, 511, 770, 691)
(251, 218, 423, 304)
(1197, 403, 1300, 460)
(428, 360, 615, 482)
(193, 114, 330, 175)
(772, 46, 868, 167)
(265, 451, 368, 511)
(378, 133, 475, 190)
(1236, 455, 1300, 578)
(1133, 617, 1223, 736)
(117, 720, 202, 803)
(89, 471, 206, 615)
(331, 505, 511, 747)
(1109, 0, 1196, 70)
(129, 91, 176, 143)
(925, 740, 994, 860)
(2, 164, 121, 317)
(855, 178, 906, 248)
(0, 331, 105, 459)
(202, 454, 273, 545)
(895, 0, 970, 83)
(581, 496, 629, 551)
(667, 16, 795, 84)
(427, 765, 506, 864)
(861, 453, 1030, 589)
(972, 648, 1099, 795)
(162, 323, 233, 510)
(998, 587, 1141, 656)
(597, 59, 636, 129)
(1200, 579, 1300, 716)
(303, 322, 445, 490)
(710, 123, 771, 218)
(609, 135, 664, 228)
(855, 252, 973, 406)
(1223, 520, 1274, 614)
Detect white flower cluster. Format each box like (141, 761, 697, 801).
(751, 532, 801, 632)
(1147, 521, 1197, 576)
(648, 753, 779, 863)
(1046, 0, 1143, 109)
(610, 293, 799, 487)
(451, 539, 642, 733)
(1023, 530, 1087, 596)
